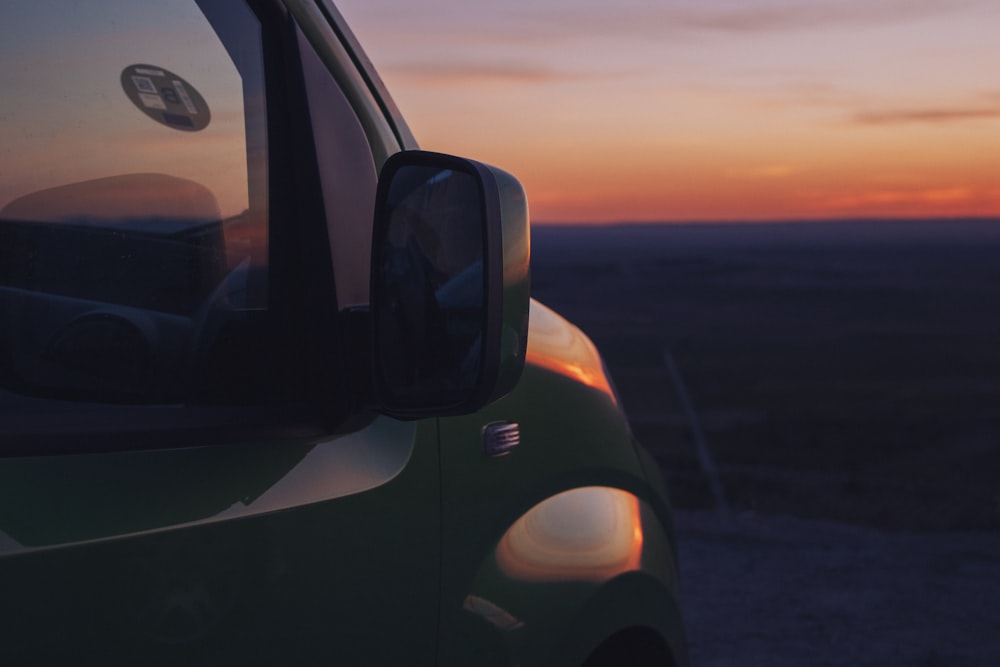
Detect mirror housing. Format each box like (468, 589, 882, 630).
(370, 150, 530, 418)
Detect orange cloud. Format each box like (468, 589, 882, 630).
(819, 187, 979, 213)
(851, 108, 1000, 125)
(515, 0, 971, 41)
(383, 62, 608, 87)
(725, 165, 795, 179)
(667, 2, 949, 33)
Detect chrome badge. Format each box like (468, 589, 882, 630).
(483, 422, 520, 457)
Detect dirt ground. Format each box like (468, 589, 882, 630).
(531, 221, 1000, 666)
(676, 510, 1000, 666)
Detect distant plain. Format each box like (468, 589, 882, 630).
(532, 219, 1000, 532)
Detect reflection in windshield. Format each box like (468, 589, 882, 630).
(0, 174, 229, 316)
(1, 173, 222, 230)
(0, 0, 253, 219)
(0, 0, 268, 406)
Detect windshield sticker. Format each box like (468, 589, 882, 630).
(138, 92, 167, 110)
(121, 64, 210, 132)
(131, 76, 157, 94)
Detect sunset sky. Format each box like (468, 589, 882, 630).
(335, 0, 1000, 223)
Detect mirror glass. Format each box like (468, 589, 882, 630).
(375, 165, 486, 406)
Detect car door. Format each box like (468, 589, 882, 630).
(0, 1, 440, 664)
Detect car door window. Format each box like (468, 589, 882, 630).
(0, 0, 267, 410)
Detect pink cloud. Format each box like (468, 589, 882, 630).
(851, 107, 1000, 125)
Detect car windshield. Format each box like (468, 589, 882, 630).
(0, 0, 268, 406)
(0, 1, 260, 221)
(0, 0, 267, 307)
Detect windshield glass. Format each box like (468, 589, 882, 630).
(0, 0, 268, 406)
(0, 0, 259, 223)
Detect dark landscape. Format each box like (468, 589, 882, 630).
(532, 219, 1000, 665)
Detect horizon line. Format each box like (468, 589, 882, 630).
(533, 215, 1000, 227)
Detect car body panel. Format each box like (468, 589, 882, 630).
(0, 1, 687, 664)
(437, 301, 686, 666)
(0, 416, 415, 554)
(0, 418, 442, 665)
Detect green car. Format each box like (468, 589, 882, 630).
(0, 1, 687, 665)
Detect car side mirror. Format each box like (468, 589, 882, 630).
(370, 151, 530, 417)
